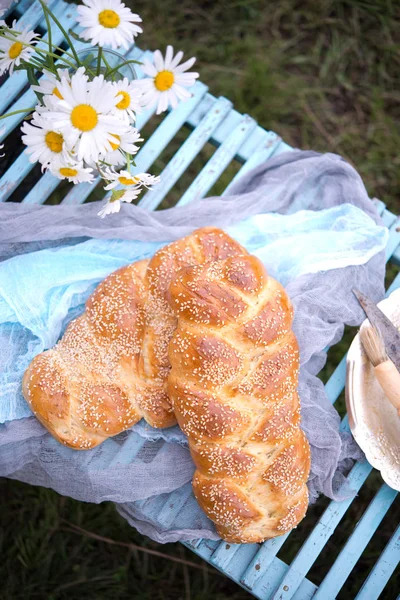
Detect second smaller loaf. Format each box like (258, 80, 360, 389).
(167, 254, 311, 543)
(22, 260, 170, 449)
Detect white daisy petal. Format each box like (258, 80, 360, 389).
(76, 0, 142, 49)
(153, 49, 164, 72)
(141, 59, 158, 77)
(112, 77, 142, 122)
(21, 116, 67, 167)
(164, 45, 174, 70)
(170, 50, 184, 70)
(42, 71, 128, 164)
(175, 56, 197, 73)
(133, 47, 198, 114)
(0, 24, 40, 76)
(98, 198, 121, 218)
(49, 157, 94, 184)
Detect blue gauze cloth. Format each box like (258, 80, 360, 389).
(0, 204, 387, 422)
(0, 150, 388, 543)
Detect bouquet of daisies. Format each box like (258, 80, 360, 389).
(0, 0, 198, 217)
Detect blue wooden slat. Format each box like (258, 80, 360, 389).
(0, 151, 34, 201)
(210, 542, 244, 570)
(22, 170, 59, 205)
(314, 485, 398, 599)
(355, 524, 400, 600)
(185, 94, 281, 164)
(373, 198, 386, 214)
(385, 220, 400, 261)
(324, 356, 347, 405)
(108, 435, 146, 467)
(11, 0, 34, 15)
(0, 0, 62, 114)
(138, 96, 233, 210)
(386, 269, 400, 294)
(188, 538, 317, 600)
(392, 246, 400, 267)
(240, 534, 290, 590)
(382, 209, 398, 228)
(222, 132, 282, 195)
(184, 538, 220, 562)
(156, 484, 193, 528)
(268, 459, 373, 600)
(269, 140, 293, 157)
(176, 114, 257, 206)
(255, 558, 317, 600)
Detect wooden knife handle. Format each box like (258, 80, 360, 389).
(375, 361, 400, 416)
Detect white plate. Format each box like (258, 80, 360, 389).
(346, 288, 400, 491)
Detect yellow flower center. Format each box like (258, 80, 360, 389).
(59, 167, 78, 177)
(70, 104, 98, 131)
(154, 70, 174, 91)
(109, 135, 121, 151)
(9, 41, 23, 59)
(98, 9, 120, 28)
(119, 175, 140, 186)
(53, 86, 63, 100)
(116, 91, 130, 110)
(45, 131, 63, 153)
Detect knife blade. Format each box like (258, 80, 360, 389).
(353, 289, 400, 372)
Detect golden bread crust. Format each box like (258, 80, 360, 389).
(168, 254, 311, 543)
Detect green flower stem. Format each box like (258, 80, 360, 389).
(0, 108, 34, 120)
(101, 52, 113, 78)
(38, 0, 80, 64)
(126, 153, 132, 173)
(41, 4, 53, 69)
(97, 46, 102, 76)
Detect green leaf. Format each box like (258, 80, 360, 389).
(27, 67, 40, 89)
(111, 189, 126, 202)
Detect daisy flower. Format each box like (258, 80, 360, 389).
(98, 198, 122, 218)
(49, 158, 95, 184)
(134, 45, 199, 115)
(21, 114, 66, 167)
(31, 68, 70, 100)
(97, 186, 142, 218)
(98, 127, 143, 167)
(102, 167, 159, 190)
(44, 70, 128, 164)
(0, 23, 40, 76)
(77, 0, 142, 50)
(112, 77, 142, 122)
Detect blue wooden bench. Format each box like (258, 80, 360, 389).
(1, 1, 399, 598)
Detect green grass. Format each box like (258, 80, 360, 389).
(1, 0, 400, 598)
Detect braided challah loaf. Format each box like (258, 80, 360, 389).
(167, 254, 311, 543)
(141, 227, 248, 421)
(22, 260, 170, 449)
(22, 228, 247, 449)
